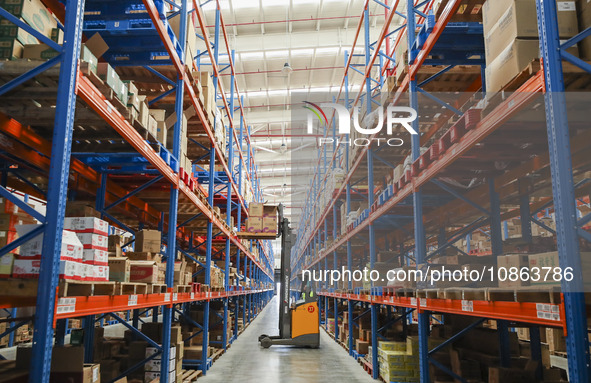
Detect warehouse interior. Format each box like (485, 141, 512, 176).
(1, 0, 591, 382)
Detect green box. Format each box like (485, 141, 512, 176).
(0, 0, 57, 37)
(0, 38, 23, 59)
(0, 19, 39, 45)
(80, 45, 98, 73)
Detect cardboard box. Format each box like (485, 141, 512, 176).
(82, 248, 108, 266)
(64, 217, 109, 235)
(0, 230, 19, 255)
(15, 225, 83, 261)
(483, 0, 578, 40)
(146, 346, 176, 360)
(248, 202, 264, 217)
(12, 258, 41, 278)
(135, 230, 161, 253)
(0, 214, 28, 231)
(262, 216, 277, 233)
(75, 233, 108, 251)
(546, 327, 566, 352)
(0, 254, 15, 277)
(578, 0, 591, 59)
(485, 0, 577, 64)
(22, 43, 59, 60)
(126, 252, 160, 262)
(108, 257, 130, 282)
(92, 265, 109, 282)
(59, 260, 81, 280)
(0, 0, 57, 38)
(130, 261, 159, 283)
(80, 45, 98, 74)
(485, 39, 540, 93)
(356, 339, 369, 354)
(497, 254, 530, 287)
(246, 217, 263, 233)
(65, 202, 99, 218)
(0, 38, 23, 59)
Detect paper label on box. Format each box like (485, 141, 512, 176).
(557, 1, 576, 11)
(92, 367, 99, 382)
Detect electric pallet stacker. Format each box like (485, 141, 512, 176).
(255, 205, 320, 348)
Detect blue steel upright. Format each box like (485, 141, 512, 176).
(535, 0, 590, 381)
(29, 0, 85, 381)
(406, 1, 430, 382)
(161, 0, 188, 381)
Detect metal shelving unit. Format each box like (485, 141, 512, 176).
(291, 0, 591, 382)
(0, 0, 274, 382)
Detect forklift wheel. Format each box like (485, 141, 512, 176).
(260, 337, 272, 348)
(258, 334, 268, 342)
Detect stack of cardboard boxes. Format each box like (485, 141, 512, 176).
(0, 197, 37, 278)
(10, 345, 101, 383)
(245, 203, 278, 234)
(12, 224, 87, 281)
(483, 0, 579, 93)
(0, 0, 59, 59)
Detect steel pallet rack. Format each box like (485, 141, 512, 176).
(291, 0, 591, 382)
(0, 0, 274, 382)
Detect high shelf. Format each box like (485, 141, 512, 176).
(0, 0, 274, 382)
(290, 0, 591, 382)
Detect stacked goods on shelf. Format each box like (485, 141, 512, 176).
(164, 109, 191, 172)
(0, 0, 58, 59)
(245, 203, 278, 234)
(12, 224, 86, 281)
(431, 0, 485, 22)
(168, 10, 197, 67)
(129, 230, 163, 284)
(482, 0, 578, 93)
(196, 72, 217, 129)
(64, 216, 110, 281)
(8, 345, 101, 382)
(0, 197, 37, 277)
(194, 264, 224, 290)
(578, 0, 591, 59)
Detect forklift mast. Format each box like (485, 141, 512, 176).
(278, 204, 293, 339)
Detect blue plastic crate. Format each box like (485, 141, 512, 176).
(84, 0, 167, 20)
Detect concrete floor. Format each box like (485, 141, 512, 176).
(200, 296, 376, 383)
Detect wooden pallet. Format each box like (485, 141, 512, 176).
(116, 282, 148, 295)
(175, 285, 192, 293)
(435, 0, 484, 22)
(0, 279, 38, 297)
(395, 288, 416, 298)
(148, 283, 167, 294)
(58, 280, 117, 297)
(487, 286, 561, 303)
(442, 287, 487, 301)
(179, 369, 201, 383)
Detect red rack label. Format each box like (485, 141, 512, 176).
(128, 295, 138, 306)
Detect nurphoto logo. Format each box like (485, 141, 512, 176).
(304, 101, 418, 147)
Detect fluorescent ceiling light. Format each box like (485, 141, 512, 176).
(291, 48, 314, 56)
(240, 51, 265, 60)
(265, 50, 289, 58)
(315, 47, 341, 55)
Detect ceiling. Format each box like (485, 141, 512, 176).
(198, 0, 403, 254)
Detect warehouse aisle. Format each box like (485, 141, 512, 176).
(200, 296, 375, 383)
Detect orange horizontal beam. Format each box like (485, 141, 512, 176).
(320, 292, 566, 328)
